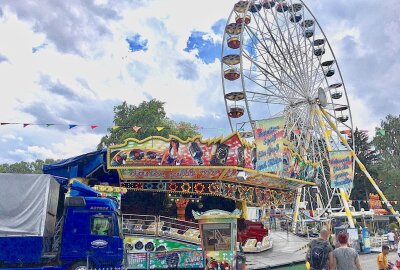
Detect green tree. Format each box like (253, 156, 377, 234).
(100, 99, 200, 216)
(373, 114, 400, 170)
(348, 128, 379, 209)
(0, 159, 56, 173)
(98, 99, 199, 148)
(373, 115, 400, 210)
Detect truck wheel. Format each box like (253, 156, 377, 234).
(69, 261, 89, 270)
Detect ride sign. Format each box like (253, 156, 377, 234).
(329, 150, 353, 189)
(254, 117, 285, 174)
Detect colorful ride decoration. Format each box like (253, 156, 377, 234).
(194, 209, 240, 270)
(108, 133, 313, 207)
(91, 184, 127, 209)
(329, 150, 353, 189)
(124, 235, 204, 269)
(121, 180, 294, 207)
(175, 198, 190, 220)
(108, 133, 253, 168)
(254, 117, 321, 182)
(124, 235, 201, 253)
(368, 193, 389, 215)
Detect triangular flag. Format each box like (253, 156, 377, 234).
(90, 125, 98, 129)
(46, 124, 54, 127)
(1, 123, 10, 125)
(132, 126, 141, 132)
(219, 128, 223, 132)
(69, 124, 78, 129)
(156, 127, 164, 131)
(23, 123, 30, 128)
(112, 126, 120, 130)
(293, 129, 301, 134)
(340, 130, 351, 135)
(379, 129, 385, 136)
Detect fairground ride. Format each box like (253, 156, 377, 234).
(221, 0, 400, 228)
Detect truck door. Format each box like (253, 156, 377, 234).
(61, 210, 89, 260)
(88, 213, 122, 267)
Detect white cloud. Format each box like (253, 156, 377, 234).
(0, 0, 398, 163)
(347, 93, 379, 135)
(5, 132, 102, 162)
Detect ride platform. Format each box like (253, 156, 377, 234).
(246, 230, 309, 269)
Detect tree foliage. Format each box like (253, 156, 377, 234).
(372, 115, 400, 208)
(0, 159, 56, 174)
(373, 114, 400, 170)
(348, 128, 379, 208)
(98, 100, 199, 148)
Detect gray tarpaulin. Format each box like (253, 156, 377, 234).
(0, 174, 59, 236)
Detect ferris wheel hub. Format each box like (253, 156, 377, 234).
(317, 88, 328, 107)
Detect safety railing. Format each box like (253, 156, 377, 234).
(369, 235, 390, 252)
(122, 214, 201, 244)
(122, 214, 158, 237)
(158, 216, 200, 244)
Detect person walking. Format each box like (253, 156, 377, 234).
(377, 245, 390, 270)
(387, 231, 395, 250)
(306, 227, 333, 270)
(331, 232, 362, 270)
(270, 206, 276, 230)
(396, 242, 400, 269)
(398, 240, 400, 258)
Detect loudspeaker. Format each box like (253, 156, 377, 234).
(237, 147, 245, 167)
(189, 142, 203, 165)
(210, 143, 230, 166)
(251, 148, 257, 169)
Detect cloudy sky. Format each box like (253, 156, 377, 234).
(0, 0, 399, 163)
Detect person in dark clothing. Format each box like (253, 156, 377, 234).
(306, 228, 333, 270)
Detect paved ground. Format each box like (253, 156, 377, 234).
(359, 251, 399, 270)
(246, 230, 399, 270)
(246, 230, 310, 269)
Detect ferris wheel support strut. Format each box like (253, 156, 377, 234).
(319, 107, 400, 226)
(292, 188, 303, 232)
(315, 106, 356, 228)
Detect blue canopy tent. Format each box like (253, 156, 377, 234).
(43, 148, 119, 187)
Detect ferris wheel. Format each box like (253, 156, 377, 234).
(221, 0, 356, 220)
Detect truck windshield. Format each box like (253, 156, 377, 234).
(91, 215, 112, 236)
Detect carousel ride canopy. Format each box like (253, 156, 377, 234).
(107, 132, 315, 207)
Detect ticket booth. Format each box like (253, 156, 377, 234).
(193, 209, 241, 270)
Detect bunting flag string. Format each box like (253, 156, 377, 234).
(0, 122, 236, 132)
(0, 122, 388, 136)
(132, 126, 141, 133)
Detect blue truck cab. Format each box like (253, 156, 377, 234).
(60, 196, 124, 270)
(0, 174, 123, 270)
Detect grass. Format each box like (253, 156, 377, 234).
(273, 264, 307, 270)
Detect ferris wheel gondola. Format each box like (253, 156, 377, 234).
(221, 0, 356, 220)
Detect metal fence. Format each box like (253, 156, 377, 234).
(122, 214, 200, 244)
